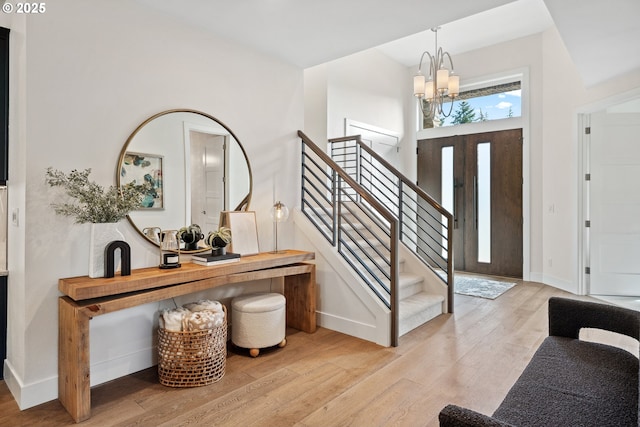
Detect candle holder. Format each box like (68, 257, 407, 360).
(159, 229, 181, 269)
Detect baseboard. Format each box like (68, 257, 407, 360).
(90, 346, 157, 387)
(4, 359, 58, 410)
(3, 346, 157, 410)
(529, 272, 578, 294)
(316, 310, 385, 346)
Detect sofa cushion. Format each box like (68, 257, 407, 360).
(492, 336, 638, 427)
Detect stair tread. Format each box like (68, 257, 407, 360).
(400, 292, 444, 317)
(399, 273, 423, 288)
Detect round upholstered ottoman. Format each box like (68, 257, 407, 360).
(231, 292, 286, 357)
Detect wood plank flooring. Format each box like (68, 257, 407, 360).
(0, 280, 635, 426)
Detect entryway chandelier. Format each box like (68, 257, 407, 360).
(413, 27, 460, 121)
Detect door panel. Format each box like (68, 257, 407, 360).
(589, 112, 640, 295)
(417, 129, 523, 277)
(416, 135, 465, 270)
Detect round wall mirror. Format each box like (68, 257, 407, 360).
(117, 109, 252, 252)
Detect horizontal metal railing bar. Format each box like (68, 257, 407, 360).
(303, 153, 333, 181)
(300, 189, 332, 222)
(403, 192, 449, 229)
(339, 248, 391, 308)
(359, 175, 400, 212)
(340, 208, 390, 253)
(356, 140, 451, 221)
(360, 156, 401, 190)
(301, 193, 333, 233)
(339, 211, 391, 267)
(339, 227, 391, 283)
(338, 239, 391, 297)
(302, 172, 333, 202)
(402, 202, 449, 242)
(341, 191, 392, 239)
(301, 209, 334, 245)
(404, 219, 448, 257)
(399, 226, 447, 264)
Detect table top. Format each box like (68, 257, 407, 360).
(59, 250, 315, 301)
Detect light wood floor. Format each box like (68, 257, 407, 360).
(0, 280, 632, 426)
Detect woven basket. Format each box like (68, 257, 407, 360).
(157, 310, 227, 387)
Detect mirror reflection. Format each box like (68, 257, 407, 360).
(117, 109, 252, 252)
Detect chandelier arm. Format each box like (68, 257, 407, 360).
(418, 97, 435, 118)
(441, 97, 456, 118)
(442, 51, 455, 72)
(417, 51, 430, 74)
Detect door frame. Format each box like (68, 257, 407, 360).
(415, 68, 531, 280)
(577, 87, 640, 296)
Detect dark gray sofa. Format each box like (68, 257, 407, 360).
(439, 297, 640, 427)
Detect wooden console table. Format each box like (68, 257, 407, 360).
(58, 250, 316, 423)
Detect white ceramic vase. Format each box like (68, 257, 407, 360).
(89, 222, 125, 278)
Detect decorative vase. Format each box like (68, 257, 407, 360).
(211, 246, 226, 256)
(89, 222, 125, 278)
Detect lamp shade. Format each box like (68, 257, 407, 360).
(270, 201, 289, 223)
(437, 69, 449, 90)
(425, 80, 434, 100)
(413, 74, 426, 97)
(448, 75, 459, 96)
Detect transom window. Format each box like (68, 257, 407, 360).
(422, 81, 522, 129)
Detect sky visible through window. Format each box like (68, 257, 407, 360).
(438, 85, 522, 127)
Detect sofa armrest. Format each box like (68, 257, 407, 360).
(548, 297, 640, 340)
(439, 404, 515, 427)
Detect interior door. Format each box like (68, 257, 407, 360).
(589, 111, 640, 295)
(417, 129, 523, 277)
(189, 131, 225, 230)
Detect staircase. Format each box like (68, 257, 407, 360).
(298, 131, 453, 346)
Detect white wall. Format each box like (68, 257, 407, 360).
(540, 27, 640, 292)
(3, 1, 303, 408)
(303, 49, 409, 163)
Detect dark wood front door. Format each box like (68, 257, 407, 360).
(417, 129, 523, 278)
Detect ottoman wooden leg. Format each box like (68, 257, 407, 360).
(249, 348, 260, 358)
(278, 338, 287, 348)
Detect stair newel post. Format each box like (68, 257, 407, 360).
(301, 141, 306, 214)
(447, 211, 455, 313)
(331, 170, 342, 247)
(390, 216, 400, 347)
(355, 137, 362, 202)
(398, 180, 404, 241)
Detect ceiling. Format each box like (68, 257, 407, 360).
(137, 0, 640, 86)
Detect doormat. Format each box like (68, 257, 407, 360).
(454, 274, 516, 299)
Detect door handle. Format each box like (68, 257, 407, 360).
(473, 176, 477, 230)
(453, 178, 462, 229)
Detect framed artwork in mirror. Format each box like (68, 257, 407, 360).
(220, 211, 259, 256)
(120, 152, 164, 209)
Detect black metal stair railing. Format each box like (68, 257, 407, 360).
(298, 130, 400, 346)
(330, 135, 454, 313)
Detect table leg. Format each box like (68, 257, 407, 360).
(58, 297, 91, 423)
(283, 266, 316, 333)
